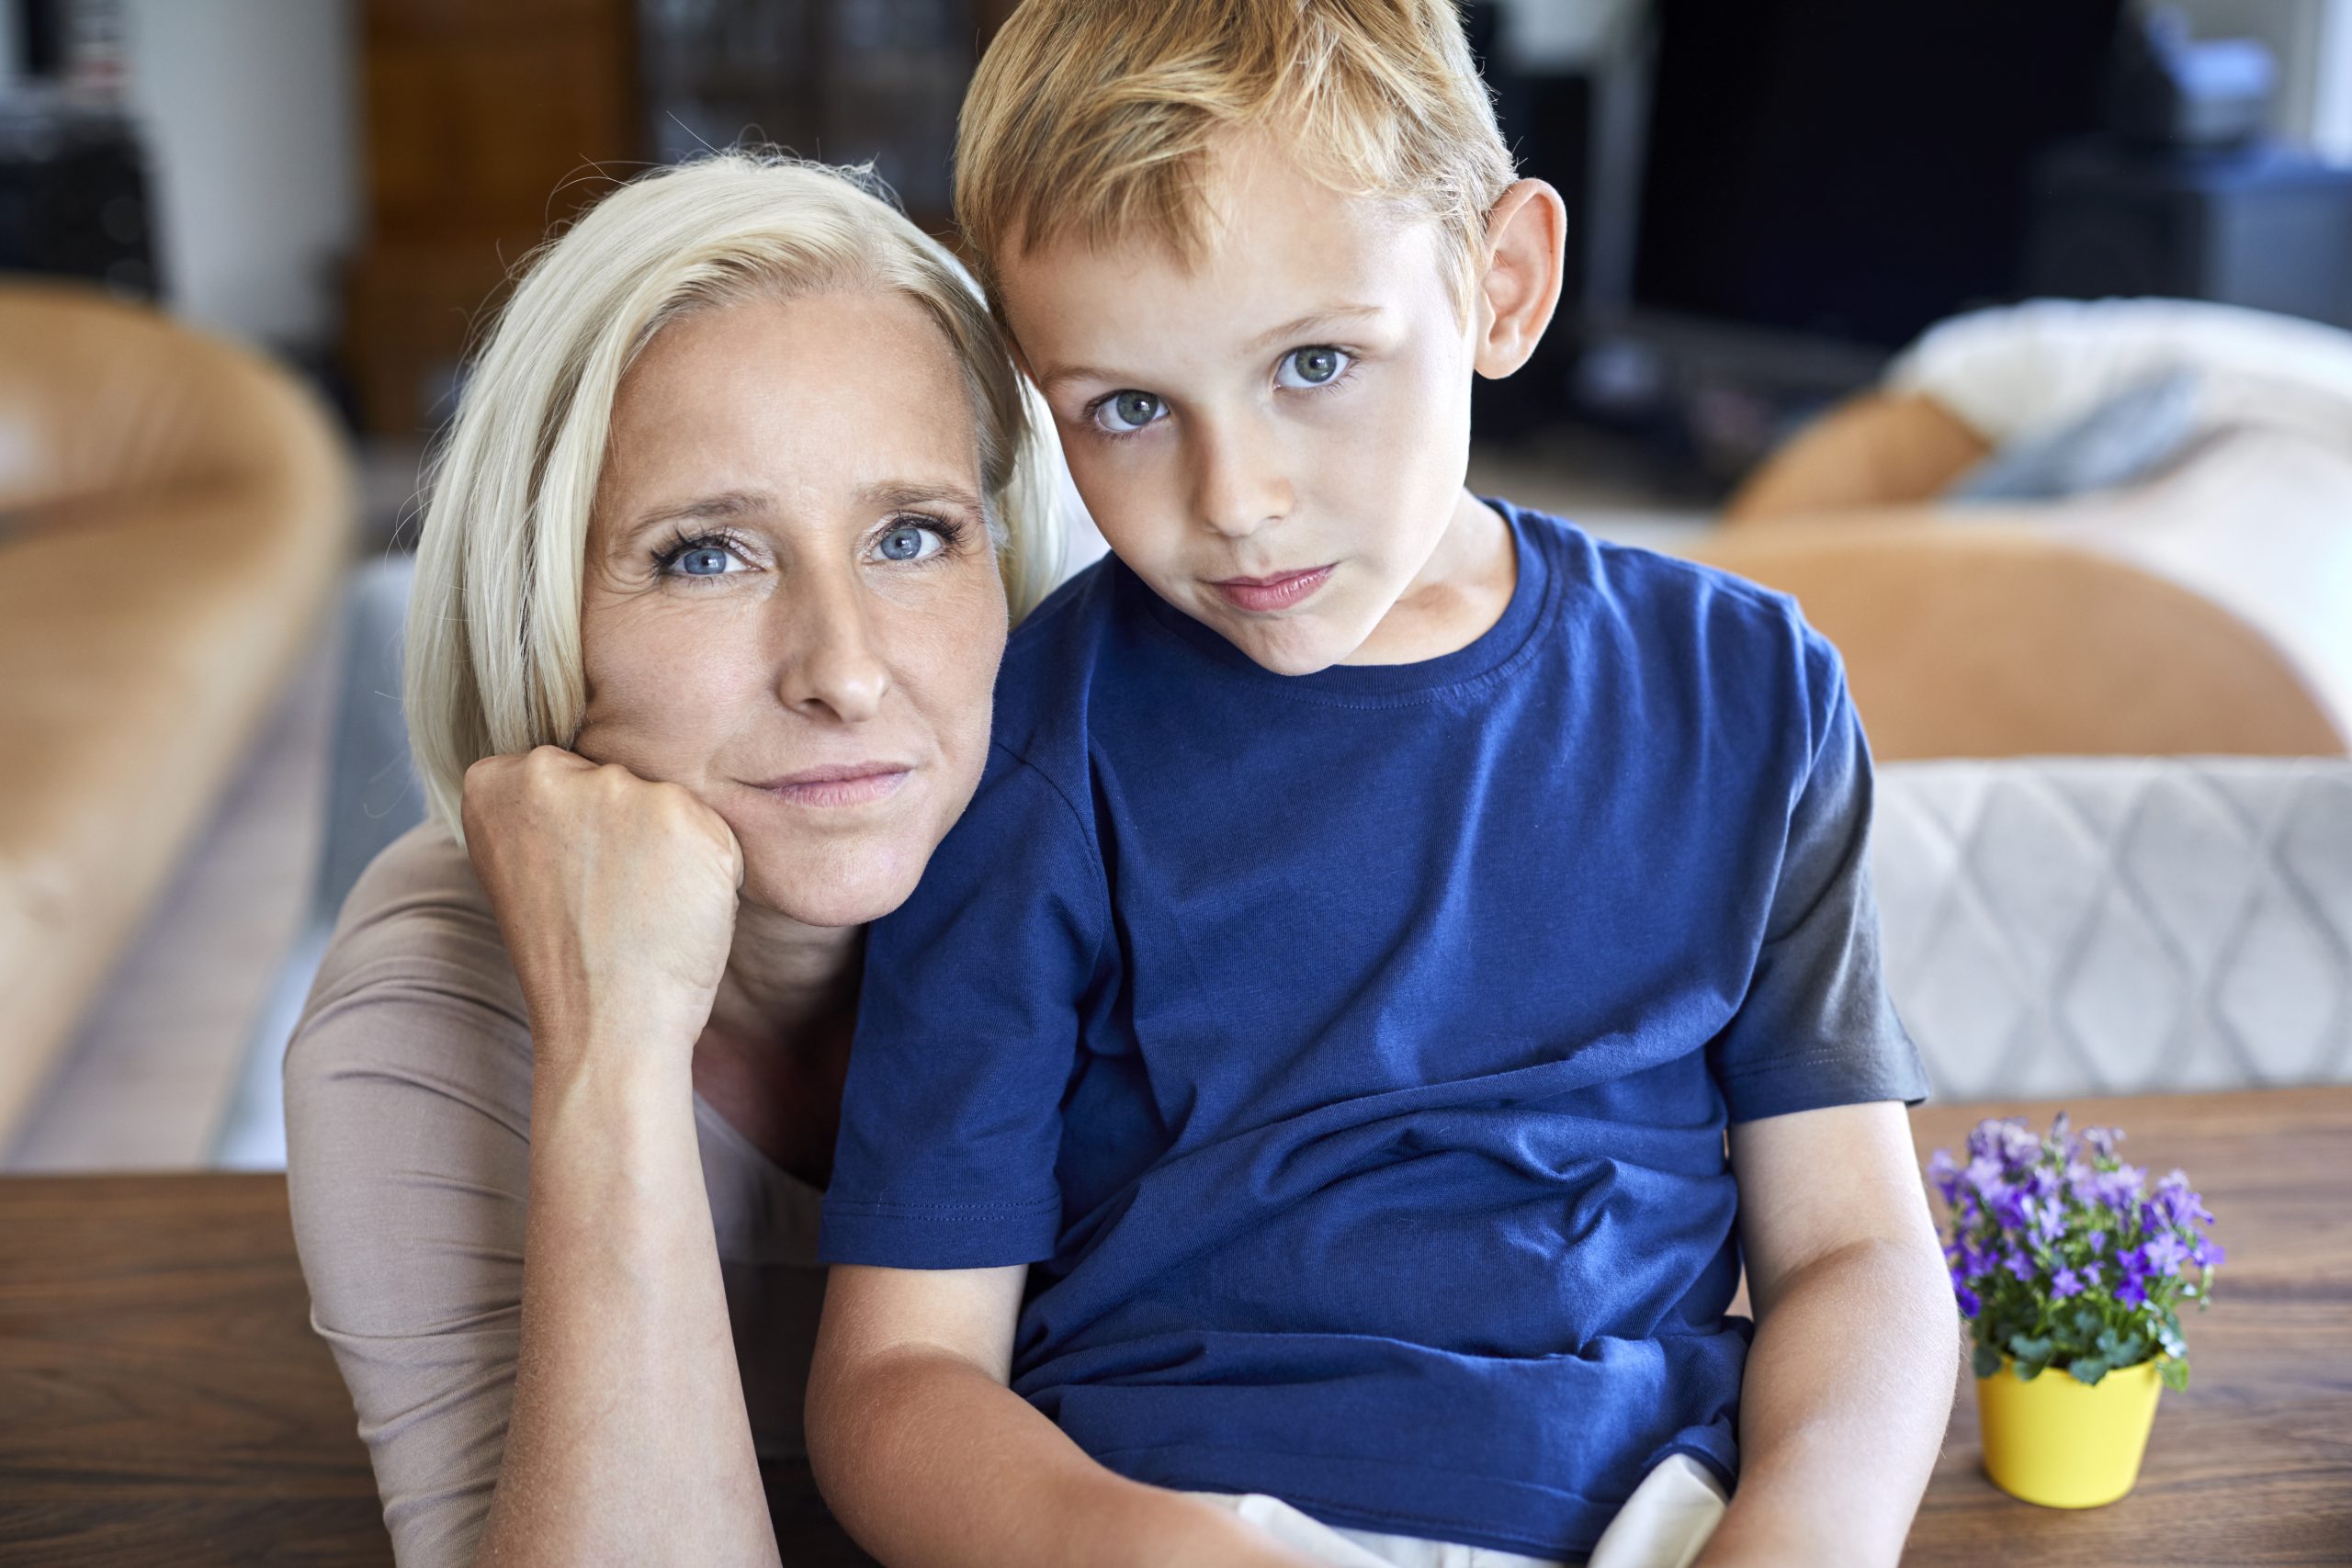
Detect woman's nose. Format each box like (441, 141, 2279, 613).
(1191, 415, 1293, 541)
(772, 566, 890, 725)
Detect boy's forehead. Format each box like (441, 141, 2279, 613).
(997, 132, 1445, 367)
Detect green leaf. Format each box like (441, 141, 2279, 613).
(2014, 1359, 2047, 1383)
(2071, 1357, 2110, 1386)
(2074, 1308, 2102, 1338)
(1972, 1344, 2004, 1381)
(2159, 1359, 2190, 1393)
(2008, 1333, 2055, 1364)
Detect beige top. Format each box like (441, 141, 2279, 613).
(283, 823, 828, 1568)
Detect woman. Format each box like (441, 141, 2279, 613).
(283, 152, 1069, 1566)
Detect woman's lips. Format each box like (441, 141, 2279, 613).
(1209, 565, 1334, 614)
(751, 762, 912, 807)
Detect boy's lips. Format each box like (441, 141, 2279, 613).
(1209, 565, 1334, 614)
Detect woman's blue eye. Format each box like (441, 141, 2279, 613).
(1276, 345, 1351, 389)
(678, 545, 730, 576)
(877, 523, 942, 562)
(1096, 389, 1165, 434)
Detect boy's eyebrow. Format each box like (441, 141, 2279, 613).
(1033, 303, 1389, 394)
(1243, 303, 1385, 353)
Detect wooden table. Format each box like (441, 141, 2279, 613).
(3, 1089, 2346, 1565)
(1903, 1089, 2352, 1567)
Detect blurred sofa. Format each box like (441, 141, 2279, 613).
(0, 280, 354, 1146)
(1698, 299, 2352, 761)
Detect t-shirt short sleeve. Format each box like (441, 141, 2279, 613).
(818, 750, 1107, 1269)
(1707, 634, 1932, 1122)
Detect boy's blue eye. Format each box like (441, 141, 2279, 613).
(1096, 390, 1165, 434)
(1276, 345, 1351, 389)
(877, 523, 943, 563)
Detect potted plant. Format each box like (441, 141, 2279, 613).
(1927, 1112, 2222, 1508)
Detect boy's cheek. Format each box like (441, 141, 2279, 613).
(1062, 446, 1182, 563)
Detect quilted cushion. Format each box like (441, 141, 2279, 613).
(1873, 758, 2352, 1099)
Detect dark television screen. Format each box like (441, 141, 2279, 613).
(1634, 0, 2124, 347)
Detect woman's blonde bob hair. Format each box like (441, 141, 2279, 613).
(404, 151, 1063, 842)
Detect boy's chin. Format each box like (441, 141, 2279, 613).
(1210, 610, 1375, 677)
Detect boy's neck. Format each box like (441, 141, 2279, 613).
(1339, 491, 1517, 667)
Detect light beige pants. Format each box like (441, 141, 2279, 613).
(1186, 1453, 1727, 1568)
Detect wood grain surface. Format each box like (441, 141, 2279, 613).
(1904, 1089, 2352, 1567)
(2, 1089, 2346, 1565)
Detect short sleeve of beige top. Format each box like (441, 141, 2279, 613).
(282, 822, 828, 1568)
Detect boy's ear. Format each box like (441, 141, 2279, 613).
(1472, 179, 1568, 379)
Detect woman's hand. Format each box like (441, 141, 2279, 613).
(460, 744, 745, 1068)
(458, 746, 783, 1567)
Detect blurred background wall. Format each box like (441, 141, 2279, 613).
(5, 0, 2352, 1171)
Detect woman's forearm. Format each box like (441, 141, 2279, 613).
(472, 1043, 778, 1567)
(1695, 1235, 1957, 1568)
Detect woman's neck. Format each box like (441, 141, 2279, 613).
(692, 905, 863, 1185)
(705, 903, 863, 1048)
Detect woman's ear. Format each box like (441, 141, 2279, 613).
(1472, 179, 1568, 379)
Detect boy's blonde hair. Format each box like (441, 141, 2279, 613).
(404, 151, 1064, 845)
(956, 0, 1517, 312)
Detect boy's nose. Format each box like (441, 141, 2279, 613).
(1191, 418, 1293, 540)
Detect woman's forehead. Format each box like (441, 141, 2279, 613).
(598, 292, 984, 517)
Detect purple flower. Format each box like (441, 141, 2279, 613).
(2086, 1229, 2108, 1256)
(1989, 1190, 2028, 1235)
(2084, 1125, 2122, 1158)
(2143, 1233, 2192, 1277)
(2191, 1235, 2227, 1269)
(2003, 1247, 2035, 1282)
(2152, 1171, 2214, 1228)
(2115, 1248, 2154, 1309)
(2093, 1164, 2148, 1212)
(2052, 1266, 2085, 1300)
(1928, 1148, 1962, 1204)
(2064, 1159, 2098, 1204)
(2020, 1194, 2066, 1249)
(1954, 1281, 1982, 1316)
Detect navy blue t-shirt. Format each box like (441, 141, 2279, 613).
(820, 502, 1928, 1557)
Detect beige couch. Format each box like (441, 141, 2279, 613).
(0, 281, 354, 1145)
(1701, 299, 2352, 761)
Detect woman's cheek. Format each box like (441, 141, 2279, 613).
(577, 617, 766, 779)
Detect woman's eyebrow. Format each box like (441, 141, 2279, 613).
(626, 489, 772, 536)
(860, 479, 987, 515)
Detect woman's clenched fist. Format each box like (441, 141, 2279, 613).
(461, 746, 745, 1072)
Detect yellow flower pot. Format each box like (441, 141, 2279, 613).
(1976, 1356, 2164, 1508)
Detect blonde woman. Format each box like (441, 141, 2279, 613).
(283, 152, 1067, 1566)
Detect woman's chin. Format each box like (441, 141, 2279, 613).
(740, 843, 925, 929)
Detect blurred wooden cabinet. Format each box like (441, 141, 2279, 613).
(345, 0, 1024, 437)
(345, 0, 639, 435)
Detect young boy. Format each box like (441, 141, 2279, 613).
(807, 4, 1957, 1565)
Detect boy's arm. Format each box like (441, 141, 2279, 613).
(807, 1263, 1322, 1568)
(1698, 1100, 1957, 1568)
